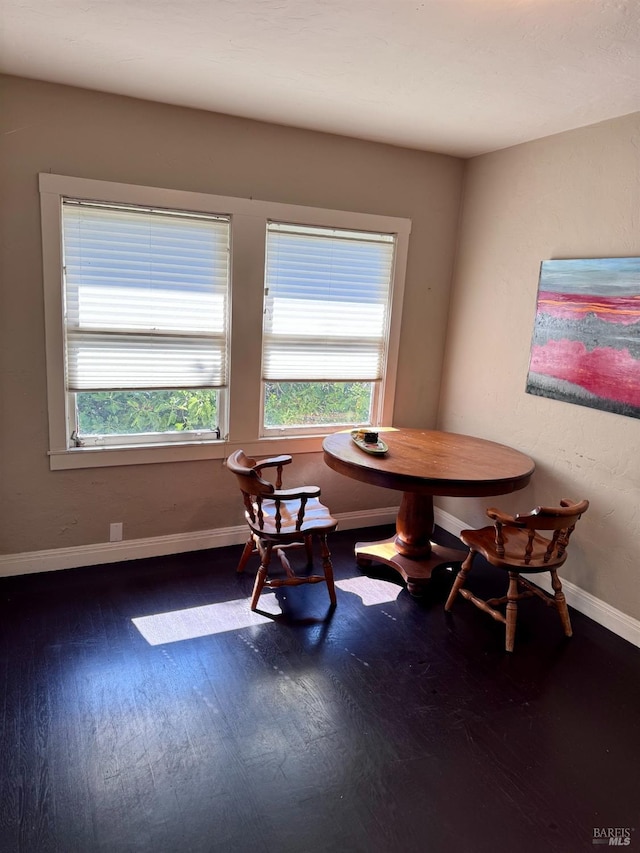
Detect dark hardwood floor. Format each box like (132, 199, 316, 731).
(1, 525, 638, 853)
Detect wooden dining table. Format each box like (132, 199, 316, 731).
(323, 428, 535, 594)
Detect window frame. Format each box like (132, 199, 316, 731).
(62, 199, 231, 448)
(40, 174, 411, 470)
(260, 222, 397, 438)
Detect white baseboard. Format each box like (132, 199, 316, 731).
(434, 507, 467, 540)
(0, 506, 398, 578)
(434, 507, 640, 649)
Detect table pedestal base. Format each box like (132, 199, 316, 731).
(355, 536, 465, 595)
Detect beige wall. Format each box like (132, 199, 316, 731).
(438, 112, 640, 620)
(0, 75, 463, 554)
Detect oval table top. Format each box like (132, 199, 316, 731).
(323, 428, 535, 498)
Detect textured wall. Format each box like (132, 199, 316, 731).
(438, 112, 640, 620)
(0, 74, 463, 554)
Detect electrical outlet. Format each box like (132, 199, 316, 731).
(109, 522, 123, 542)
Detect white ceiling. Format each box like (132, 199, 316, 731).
(1, 0, 639, 157)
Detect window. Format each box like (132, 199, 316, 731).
(262, 223, 396, 435)
(40, 174, 410, 469)
(62, 200, 230, 447)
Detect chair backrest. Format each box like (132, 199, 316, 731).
(225, 450, 276, 499)
(488, 498, 589, 564)
(225, 450, 278, 532)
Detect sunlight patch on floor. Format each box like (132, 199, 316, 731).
(132, 596, 278, 645)
(335, 576, 402, 605)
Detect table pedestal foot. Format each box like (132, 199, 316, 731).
(355, 536, 465, 594)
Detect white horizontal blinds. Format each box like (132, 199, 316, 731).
(263, 223, 396, 381)
(62, 200, 230, 391)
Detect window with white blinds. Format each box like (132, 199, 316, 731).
(62, 200, 230, 391)
(263, 223, 396, 382)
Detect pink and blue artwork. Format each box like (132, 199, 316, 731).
(526, 257, 640, 419)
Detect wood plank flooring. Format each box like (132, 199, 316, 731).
(1, 525, 638, 853)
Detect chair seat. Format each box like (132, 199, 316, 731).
(246, 497, 337, 539)
(461, 526, 569, 572)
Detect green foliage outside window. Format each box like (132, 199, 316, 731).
(264, 382, 372, 427)
(76, 381, 372, 436)
(77, 390, 218, 436)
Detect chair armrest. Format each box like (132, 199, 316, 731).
(486, 507, 517, 525)
(254, 455, 293, 490)
(254, 454, 293, 472)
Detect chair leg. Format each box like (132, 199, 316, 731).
(445, 550, 475, 611)
(304, 534, 313, 568)
(251, 541, 272, 611)
(505, 571, 520, 652)
(550, 569, 573, 637)
(319, 534, 337, 607)
(236, 536, 255, 573)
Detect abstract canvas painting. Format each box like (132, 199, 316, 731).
(526, 257, 640, 420)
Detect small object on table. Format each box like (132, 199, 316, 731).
(350, 429, 388, 455)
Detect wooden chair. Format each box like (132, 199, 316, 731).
(225, 450, 338, 611)
(445, 498, 589, 651)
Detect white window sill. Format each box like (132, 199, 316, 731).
(48, 435, 329, 469)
